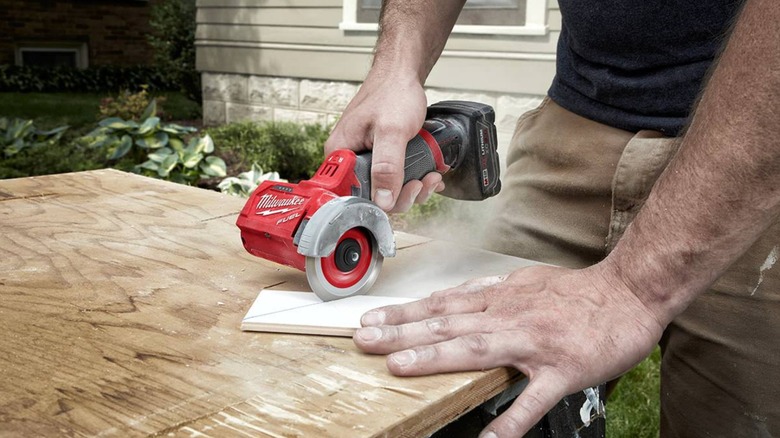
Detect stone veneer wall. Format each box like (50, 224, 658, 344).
(201, 73, 544, 147)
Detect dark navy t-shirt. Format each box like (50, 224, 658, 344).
(548, 0, 743, 136)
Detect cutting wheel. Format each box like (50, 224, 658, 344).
(306, 227, 383, 301)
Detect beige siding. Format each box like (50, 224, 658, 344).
(196, 0, 559, 95)
(196, 7, 342, 28)
(196, 25, 560, 54)
(198, 0, 341, 6)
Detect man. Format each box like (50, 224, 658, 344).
(324, 0, 779, 436)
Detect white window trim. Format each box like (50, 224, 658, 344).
(340, 0, 548, 36)
(15, 43, 89, 69)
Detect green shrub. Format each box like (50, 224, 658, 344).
(78, 101, 225, 185)
(0, 65, 176, 93)
(148, 0, 200, 102)
(1, 117, 68, 157)
(0, 121, 103, 179)
(390, 194, 456, 232)
(217, 163, 286, 197)
(0, 141, 104, 180)
(206, 121, 329, 182)
(135, 135, 226, 185)
(99, 86, 167, 121)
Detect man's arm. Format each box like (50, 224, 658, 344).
(604, 0, 780, 327)
(324, 0, 466, 212)
(372, 1, 465, 85)
(353, 0, 780, 437)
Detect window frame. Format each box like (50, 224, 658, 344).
(340, 0, 549, 36)
(15, 43, 89, 69)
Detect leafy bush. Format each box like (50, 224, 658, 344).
(78, 101, 225, 185)
(205, 121, 329, 182)
(0, 65, 177, 93)
(1, 117, 68, 157)
(390, 194, 456, 232)
(148, 0, 200, 102)
(99, 86, 167, 121)
(0, 120, 103, 179)
(135, 135, 226, 185)
(0, 140, 104, 180)
(218, 163, 286, 197)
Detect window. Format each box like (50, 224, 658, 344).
(342, 0, 547, 36)
(357, 0, 526, 27)
(15, 43, 89, 69)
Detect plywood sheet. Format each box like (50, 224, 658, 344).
(0, 170, 527, 437)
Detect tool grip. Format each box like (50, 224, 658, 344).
(352, 131, 442, 199)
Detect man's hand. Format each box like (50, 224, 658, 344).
(323, 0, 465, 212)
(353, 264, 663, 438)
(324, 71, 444, 212)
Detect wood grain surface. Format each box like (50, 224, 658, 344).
(0, 170, 525, 437)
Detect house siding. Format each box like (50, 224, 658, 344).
(196, 0, 559, 147)
(0, 0, 159, 67)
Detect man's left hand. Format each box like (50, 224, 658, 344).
(353, 264, 663, 438)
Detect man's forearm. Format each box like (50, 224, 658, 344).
(372, 0, 466, 83)
(603, 0, 780, 325)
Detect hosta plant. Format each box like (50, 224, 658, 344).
(217, 163, 286, 197)
(135, 134, 226, 185)
(1, 117, 68, 157)
(79, 100, 192, 162)
(79, 100, 225, 185)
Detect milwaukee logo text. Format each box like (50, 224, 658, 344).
(255, 193, 306, 216)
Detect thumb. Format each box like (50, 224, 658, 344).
(370, 129, 409, 211)
(480, 374, 565, 438)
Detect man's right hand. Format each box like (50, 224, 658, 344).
(324, 71, 444, 213)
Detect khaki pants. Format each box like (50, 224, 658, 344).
(485, 98, 780, 437)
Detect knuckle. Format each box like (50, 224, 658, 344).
(371, 161, 403, 180)
(422, 296, 448, 316)
(519, 393, 545, 415)
(499, 412, 526, 437)
(511, 387, 554, 424)
(460, 334, 490, 355)
(429, 289, 451, 299)
(426, 345, 444, 363)
(382, 325, 400, 342)
(425, 317, 451, 337)
(374, 119, 412, 137)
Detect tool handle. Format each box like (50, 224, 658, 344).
(352, 129, 446, 199)
(349, 100, 501, 201)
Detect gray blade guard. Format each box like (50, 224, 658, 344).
(296, 196, 396, 259)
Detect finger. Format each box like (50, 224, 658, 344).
(413, 172, 444, 205)
(324, 118, 371, 155)
(389, 180, 423, 213)
(360, 289, 489, 327)
(354, 312, 492, 354)
(480, 374, 566, 438)
(370, 127, 412, 211)
(383, 330, 524, 376)
(430, 275, 506, 298)
(323, 125, 345, 154)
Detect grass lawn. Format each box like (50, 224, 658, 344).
(0, 92, 106, 128)
(0, 91, 201, 129)
(607, 347, 661, 437)
(0, 91, 201, 179)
